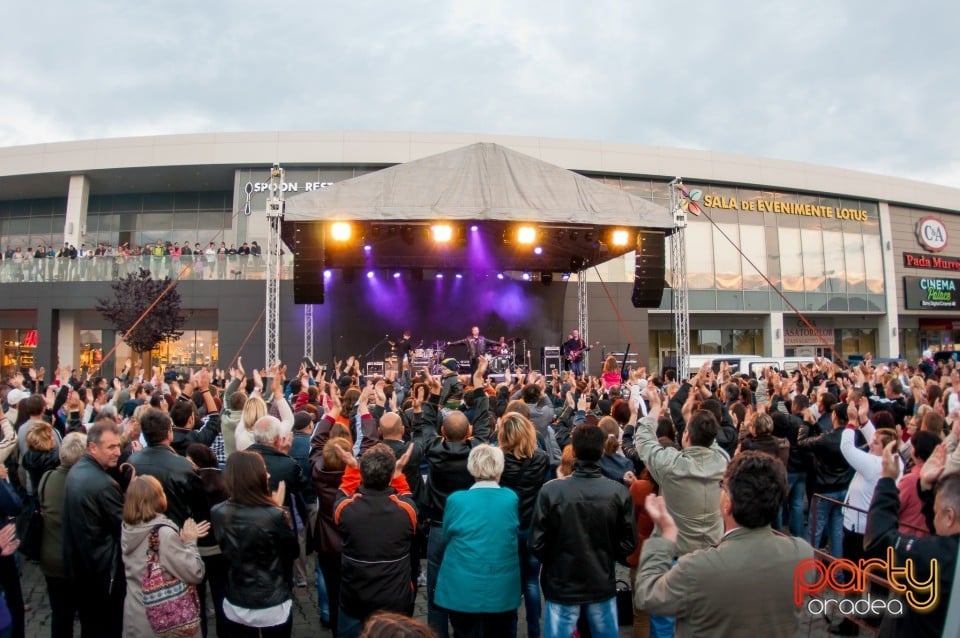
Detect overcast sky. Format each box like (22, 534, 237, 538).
(2, 1, 958, 187)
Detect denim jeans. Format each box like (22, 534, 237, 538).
(785, 471, 807, 538)
(810, 489, 846, 558)
(337, 609, 364, 638)
(427, 524, 449, 638)
(544, 598, 618, 638)
(316, 564, 330, 623)
(515, 528, 542, 637)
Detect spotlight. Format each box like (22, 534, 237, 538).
(470, 225, 478, 232)
(363, 244, 372, 252)
(534, 246, 543, 255)
(497, 272, 505, 280)
(561, 272, 571, 281)
(517, 226, 536, 244)
(324, 269, 332, 279)
(366, 270, 375, 279)
(522, 272, 531, 281)
(435, 272, 444, 279)
(431, 224, 453, 242)
(612, 229, 630, 247)
(330, 222, 352, 241)
(455, 272, 463, 279)
(392, 271, 401, 279)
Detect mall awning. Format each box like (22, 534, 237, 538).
(283, 142, 674, 229)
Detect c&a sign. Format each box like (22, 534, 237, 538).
(916, 217, 948, 253)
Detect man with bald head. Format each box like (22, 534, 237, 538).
(414, 361, 492, 638)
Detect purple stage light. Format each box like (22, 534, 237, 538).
(534, 246, 543, 255)
(497, 272, 504, 280)
(470, 225, 478, 232)
(435, 272, 444, 279)
(363, 244, 372, 252)
(392, 271, 401, 279)
(522, 272, 531, 281)
(455, 272, 463, 279)
(366, 270, 374, 279)
(324, 269, 332, 278)
(561, 272, 571, 281)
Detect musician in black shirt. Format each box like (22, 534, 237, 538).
(561, 328, 590, 378)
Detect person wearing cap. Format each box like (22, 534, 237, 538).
(438, 359, 464, 408)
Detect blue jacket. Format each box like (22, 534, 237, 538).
(435, 484, 520, 613)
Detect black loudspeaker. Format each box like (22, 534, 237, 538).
(631, 230, 666, 308)
(293, 223, 325, 304)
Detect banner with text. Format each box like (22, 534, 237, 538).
(903, 276, 960, 310)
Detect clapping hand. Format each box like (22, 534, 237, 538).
(180, 518, 211, 543)
(0, 524, 19, 556)
(644, 494, 678, 543)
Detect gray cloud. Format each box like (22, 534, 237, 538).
(1, 1, 957, 187)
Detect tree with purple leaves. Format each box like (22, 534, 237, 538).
(96, 268, 187, 364)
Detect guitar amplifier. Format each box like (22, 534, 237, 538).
(365, 361, 385, 376)
(542, 346, 561, 357)
(542, 355, 563, 375)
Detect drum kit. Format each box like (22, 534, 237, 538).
(409, 340, 448, 374)
(390, 337, 525, 375)
(485, 338, 522, 374)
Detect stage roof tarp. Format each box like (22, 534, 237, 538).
(284, 142, 674, 229)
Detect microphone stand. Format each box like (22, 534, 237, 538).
(363, 335, 390, 361)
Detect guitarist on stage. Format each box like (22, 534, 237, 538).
(561, 328, 592, 378)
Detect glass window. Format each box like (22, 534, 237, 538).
(844, 231, 866, 293)
(172, 212, 198, 230)
(686, 222, 714, 289)
(139, 213, 170, 231)
(713, 223, 741, 290)
(778, 227, 803, 292)
(864, 234, 884, 294)
(174, 192, 199, 210)
(197, 212, 224, 230)
(801, 228, 825, 292)
(822, 231, 845, 293)
(740, 225, 767, 290)
(142, 193, 175, 212)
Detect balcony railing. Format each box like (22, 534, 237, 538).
(0, 255, 295, 283)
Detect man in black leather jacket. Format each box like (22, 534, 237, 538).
(62, 419, 125, 638)
(129, 407, 210, 527)
(529, 423, 635, 636)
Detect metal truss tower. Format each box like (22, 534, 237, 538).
(304, 304, 314, 362)
(577, 270, 589, 372)
(669, 177, 690, 381)
(265, 165, 284, 367)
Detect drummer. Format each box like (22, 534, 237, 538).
(493, 336, 512, 356)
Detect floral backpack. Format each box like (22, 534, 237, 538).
(141, 526, 201, 637)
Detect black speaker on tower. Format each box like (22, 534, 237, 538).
(631, 230, 666, 308)
(293, 222, 325, 305)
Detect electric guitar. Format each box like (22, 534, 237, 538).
(565, 341, 600, 362)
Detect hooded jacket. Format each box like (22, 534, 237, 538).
(120, 516, 204, 637)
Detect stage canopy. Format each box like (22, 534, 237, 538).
(281, 142, 673, 277)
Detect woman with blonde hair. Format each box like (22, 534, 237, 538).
(234, 394, 267, 452)
(498, 413, 549, 636)
(600, 356, 621, 389)
(21, 420, 60, 494)
(121, 475, 207, 637)
(235, 365, 295, 452)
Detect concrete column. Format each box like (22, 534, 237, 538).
(64, 175, 90, 249)
(766, 312, 785, 357)
(877, 202, 900, 357)
(57, 310, 81, 369)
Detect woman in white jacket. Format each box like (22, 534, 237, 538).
(234, 364, 294, 453)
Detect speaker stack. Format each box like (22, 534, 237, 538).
(293, 222, 325, 305)
(631, 230, 666, 308)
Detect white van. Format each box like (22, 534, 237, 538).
(684, 355, 814, 378)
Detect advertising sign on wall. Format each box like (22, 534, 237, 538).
(903, 276, 960, 310)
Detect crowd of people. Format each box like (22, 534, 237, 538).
(0, 240, 267, 282)
(0, 347, 957, 637)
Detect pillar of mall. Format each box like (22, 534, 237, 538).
(766, 312, 785, 357)
(57, 310, 81, 370)
(64, 175, 90, 249)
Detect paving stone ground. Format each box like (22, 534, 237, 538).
(21, 557, 839, 637)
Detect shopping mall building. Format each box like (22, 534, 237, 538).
(0, 131, 958, 378)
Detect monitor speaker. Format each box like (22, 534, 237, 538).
(631, 230, 666, 308)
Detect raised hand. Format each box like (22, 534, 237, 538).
(920, 444, 947, 489)
(394, 442, 414, 478)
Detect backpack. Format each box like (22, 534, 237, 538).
(141, 525, 200, 637)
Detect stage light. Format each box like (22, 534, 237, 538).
(431, 224, 453, 242)
(470, 225, 478, 232)
(324, 269, 332, 278)
(534, 246, 543, 255)
(517, 226, 536, 244)
(392, 271, 401, 279)
(366, 270, 375, 279)
(435, 272, 444, 279)
(330, 222, 352, 241)
(363, 244, 372, 252)
(522, 272, 531, 281)
(497, 272, 505, 280)
(612, 229, 630, 246)
(561, 272, 571, 281)
(455, 272, 463, 279)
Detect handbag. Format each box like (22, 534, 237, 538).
(141, 525, 201, 638)
(15, 470, 52, 562)
(615, 579, 634, 626)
